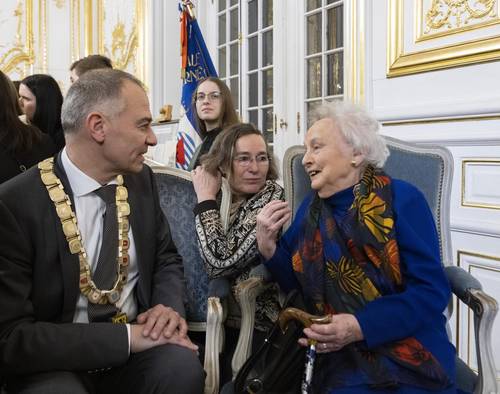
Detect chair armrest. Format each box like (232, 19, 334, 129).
(208, 277, 231, 299)
(445, 266, 482, 303)
(248, 263, 273, 281)
(231, 265, 272, 377)
(204, 278, 230, 394)
(444, 266, 499, 394)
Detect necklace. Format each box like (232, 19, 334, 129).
(38, 157, 130, 305)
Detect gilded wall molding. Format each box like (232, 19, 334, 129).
(416, 0, 500, 42)
(39, 0, 48, 72)
(381, 113, 500, 126)
(110, 22, 137, 70)
(461, 159, 500, 210)
(70, 0, 81, 62)
(387, 0, 500, 77)
(0, 0, 35, 76)
(84, 0, 93, 55)
(346, 0, 365, 104)
(96, 0, 145, 82)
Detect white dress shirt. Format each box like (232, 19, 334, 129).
(60, 148, 139, 324)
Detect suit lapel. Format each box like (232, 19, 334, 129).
(53, 153, 81, 322)
(125, 174, 149, 309)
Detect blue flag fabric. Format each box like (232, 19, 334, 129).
(176, 3, 218, 169)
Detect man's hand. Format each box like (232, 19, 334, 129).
(136, 304, 188, 340)
(130, 324, 198, 354)
(298, 314, 364, 353)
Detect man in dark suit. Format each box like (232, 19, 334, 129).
(0, 69, 205, 393)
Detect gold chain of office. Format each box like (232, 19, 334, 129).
(38, 157, 131, 306)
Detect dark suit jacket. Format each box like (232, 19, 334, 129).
(0, 133, 56, 185)
(0, 158, 186, 375)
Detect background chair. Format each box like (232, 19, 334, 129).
(281, 138, 498, 394)
(153, 166, 231, 394)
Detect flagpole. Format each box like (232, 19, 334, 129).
(181, 0, 196, 20)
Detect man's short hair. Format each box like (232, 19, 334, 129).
(61, 69, 143, 134)
(70, 54, 113, 77)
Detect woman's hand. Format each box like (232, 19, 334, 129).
(191, 165, 221, 203)
(298, 314, 364, 353)
(256, 200, 291, 260)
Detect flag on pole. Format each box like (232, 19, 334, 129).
(176, 1, 218, 170)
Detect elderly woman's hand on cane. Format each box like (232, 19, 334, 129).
(299, 313, 364, 353)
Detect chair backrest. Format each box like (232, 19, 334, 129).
(282, 136, 454, 267)
(153, 166, 231, 323)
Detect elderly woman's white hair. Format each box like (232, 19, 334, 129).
(310, 101, 389, 168)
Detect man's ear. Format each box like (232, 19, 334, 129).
(86, 112, 106, 143)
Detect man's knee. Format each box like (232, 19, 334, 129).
(5, 371, 90, 394)
(130, 344, 205, 394)
(161, 346, 205, 392)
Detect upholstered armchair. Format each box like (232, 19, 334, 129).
(280, 138, 498, 394)
(153, 166, 231, 394)
(230, 265, 274, 377)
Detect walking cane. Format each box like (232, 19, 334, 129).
(278, 308, 331, 394)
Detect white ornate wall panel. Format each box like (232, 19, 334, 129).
(451, 240, 500, 382)
(149, 0, 183, 120)
(462, 160, 500, 210)
(0, 0, 35, 80)
(43, 0, 74, 90)
(0, 0, 150, 93)
(388, 0, 500, 77)
(381, 122, 500, 238)
(95, 0, 146, 83)
(370, 0, 500, 121)
(374, 0, 500, 378)
(451, 145, 500, 238)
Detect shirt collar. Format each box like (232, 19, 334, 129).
(61, 147, 117, 197)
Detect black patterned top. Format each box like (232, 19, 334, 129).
(194, 180, 284, 331)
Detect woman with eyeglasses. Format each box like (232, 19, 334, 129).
(191, 123, 284, 382)
(188, 77, 239, 170)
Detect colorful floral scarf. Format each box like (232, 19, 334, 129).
(292, 166, 451, 391)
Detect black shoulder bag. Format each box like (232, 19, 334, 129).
(233, 290, 306, 394)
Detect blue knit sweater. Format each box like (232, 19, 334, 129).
(264, 179, 457, 393)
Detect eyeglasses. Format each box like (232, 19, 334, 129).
(195, 91, 222, 102)
(233, 154, 270, 167)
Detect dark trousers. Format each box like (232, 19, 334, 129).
(4, 344, 205, 394)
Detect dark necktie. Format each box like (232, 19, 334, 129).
(87, 184, 119, 322)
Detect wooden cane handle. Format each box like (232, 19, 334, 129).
(278, 307, 331, 332)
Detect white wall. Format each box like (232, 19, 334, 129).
(368, 0, 500, 380)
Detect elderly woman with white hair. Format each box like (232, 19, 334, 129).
(256, 101, 456, 393)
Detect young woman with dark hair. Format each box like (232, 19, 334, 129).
(0, 71, 56, 184)
(188, 77, 239, 170)
(19, 74, 65, 151)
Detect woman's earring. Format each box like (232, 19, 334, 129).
(351, 159, 357, 167)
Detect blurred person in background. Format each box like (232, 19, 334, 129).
(69, 54, 113, 84)
(0, 71, 56, 184)
(19, 74, 65, 151)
